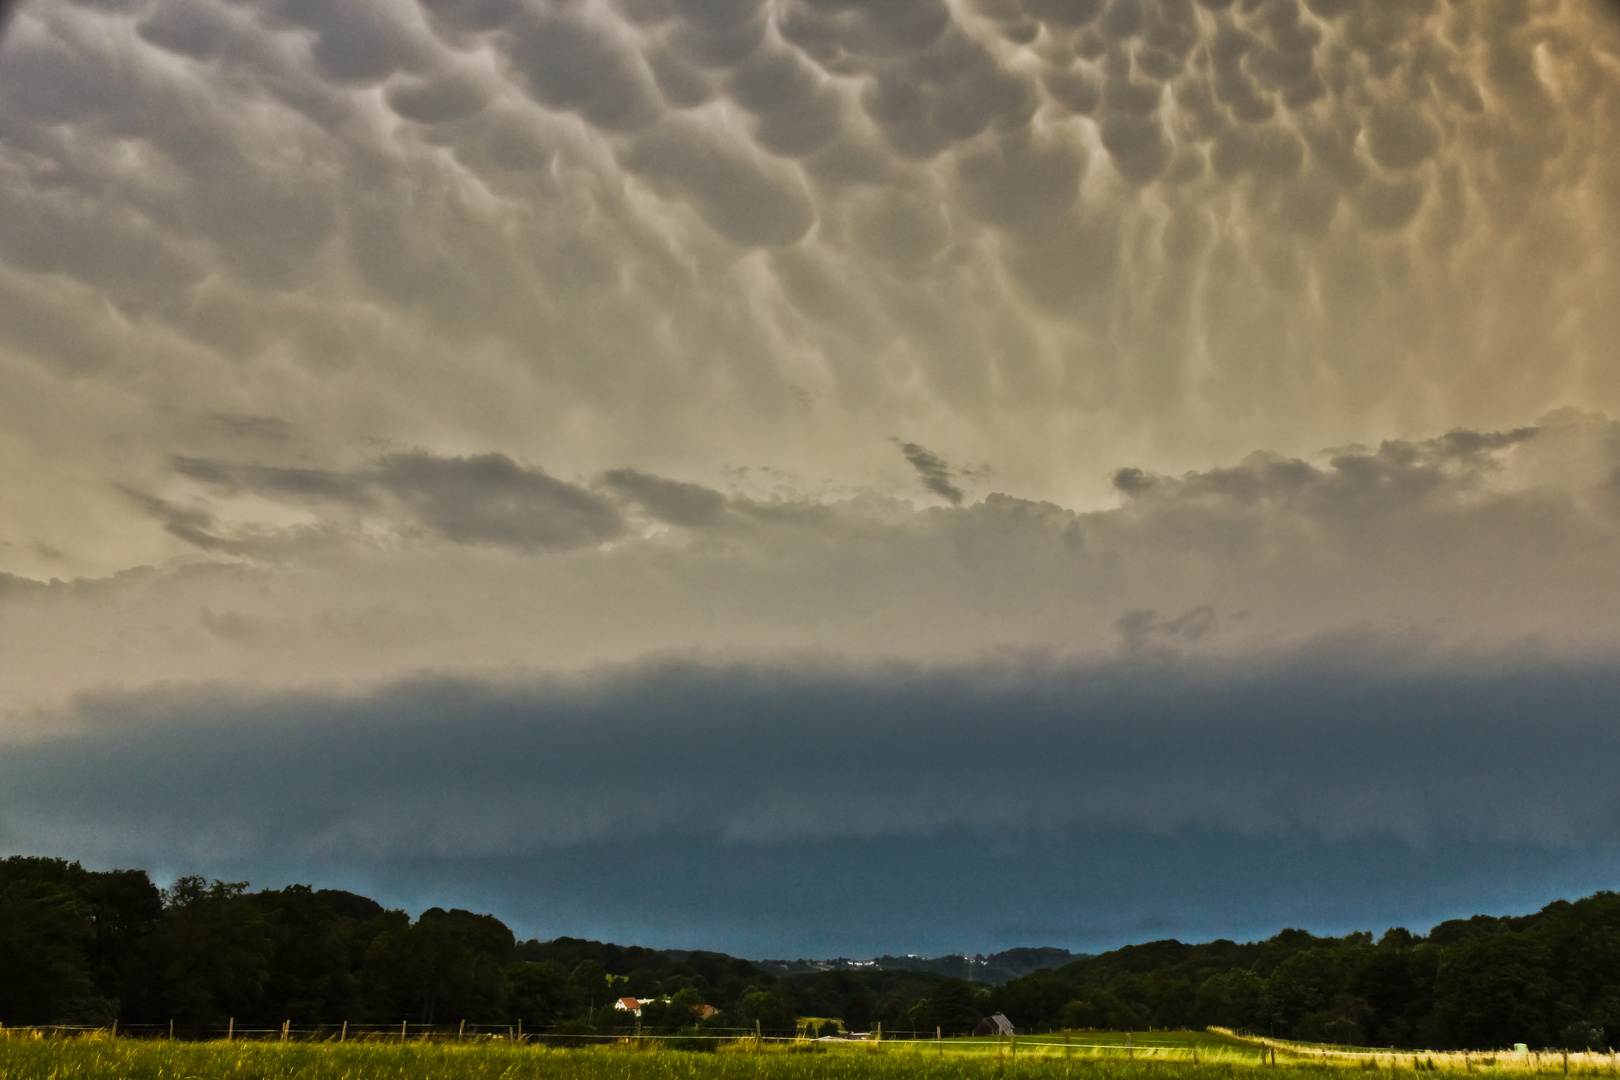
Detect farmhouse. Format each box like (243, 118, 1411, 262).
(972, 1013, 1019, 1036)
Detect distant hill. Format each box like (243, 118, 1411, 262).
(755, 946, 1083, 985)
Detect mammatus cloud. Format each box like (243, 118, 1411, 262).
(0, 0, 1618, 585)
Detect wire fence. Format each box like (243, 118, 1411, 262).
(4, 1021, 1619, 1073)
(0, 1022, 967, 1045)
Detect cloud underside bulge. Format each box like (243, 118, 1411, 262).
(1, 0, 1619, 587)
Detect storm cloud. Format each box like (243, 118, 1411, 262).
(2, 0, 1620, 952)
(6, 652, 1620, 954)
(2, 0, 1619, 585)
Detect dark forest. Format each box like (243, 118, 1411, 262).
(4, 855, 1618, 1050)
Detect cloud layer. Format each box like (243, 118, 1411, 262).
(1, 0, 1618, 585)
(3, 0, 1620, 951)
(1, 409, 1616, 726)
(6, 652, 1620, 953)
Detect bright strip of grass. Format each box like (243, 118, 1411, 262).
(0, 1036, 1610, 1080)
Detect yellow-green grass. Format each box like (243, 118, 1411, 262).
(0, 1034, 1615, 1080)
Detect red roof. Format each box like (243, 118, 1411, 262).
(618, 996, 642, 1010)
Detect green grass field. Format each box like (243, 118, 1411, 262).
(0, 1033, 1611, 1080)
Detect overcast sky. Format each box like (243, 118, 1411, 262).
(2, 0, 1620, 957)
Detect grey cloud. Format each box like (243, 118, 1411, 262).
(849, 187, 950, 271)
(116, 487, 237, 553)
(20, 652, 1620, 852)
(417, 0, 520, 37)
(1112, 465, 1156, 495)
(503, 9, 662, 131)
(645, 46, 715, 108)
(1019, 0, 1105, 30)
(999, 215, 1119, 313)
(727, 47, 844, 157)
(600, 467, 729, 528)
(135, 0, 235, 60)
(3, 415, 1617, 730)
(1141, 0, 1200, 58)
(204, 414, 297, 443)
(165, 452, 625, 553)
(858, 27, 1036, 158)
(373, 452, 626, 551)
(663, 0, 766, 69)
(1, 0, 1619, 638)
(1273, 169, 1340, 236)
(173, 457, 373, 505)
(1353, 175, 1425, 231)
(1116, 604, 1219, 651)
(1211, 122, 1304, 181)
(618, 116, 814, 246)
(269, 0, 425, 85)
(385, 73, 491, 124)
(1103, 74, 1162, 117)
(956, 133, 1085, 231)
(1099, 0, 1144, 40)
(1365, 106, 1440, 171)
(1210, 20, 1276, 122)
(895, 440, 964, 505)
(779, 0, 952, 63)
(9, 654, 1620, 954)
(1112, 425, 1543, 511)
(1100, 112, 1170, 183)
(1042, 65, 1101, 114)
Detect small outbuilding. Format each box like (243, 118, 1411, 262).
(972, 1013, 1019, 1037)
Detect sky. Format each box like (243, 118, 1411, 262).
(1, 0, 1619, 958)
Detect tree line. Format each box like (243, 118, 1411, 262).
(985, 892, 1620, 1050)
(0, 856, 967, 1037)
(6, 855, 1620, 1049)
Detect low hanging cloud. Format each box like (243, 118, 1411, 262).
(0, 410, 1610, 729)
(158, 451, 624, 553)
(6, 651, 1620, 953)
(894, 439, 965, 505)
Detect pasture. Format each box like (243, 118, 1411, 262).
(0, 1031, 1614, 1080)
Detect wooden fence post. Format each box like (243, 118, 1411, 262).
(227, 1018, 234, 1042)
(400, 1020, 407, 1043)
(341, 1021, 347, 1043)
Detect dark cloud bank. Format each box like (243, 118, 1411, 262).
(7, 652, 1620, 956)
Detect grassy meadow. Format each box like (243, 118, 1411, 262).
(1, 1032, 1614, 1080)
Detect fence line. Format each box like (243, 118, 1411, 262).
(5, 1020, 1617, 1072)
